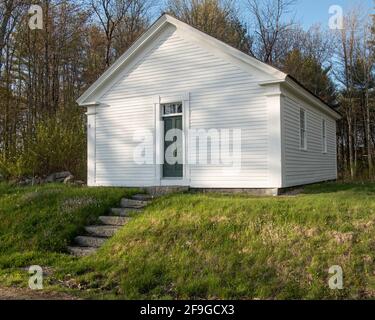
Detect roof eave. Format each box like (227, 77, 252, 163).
(284, 77, 341, 120)
(260, 78, 341, 120)
(76, 14, 169, 106)
(76, 13, 289, 106)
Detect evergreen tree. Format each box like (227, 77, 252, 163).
(281, 49, 337, 105)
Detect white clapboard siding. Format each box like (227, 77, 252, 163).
(282, 93, 337, 187)
(94, 24, 271, 187)
(95, 96, 155, 186)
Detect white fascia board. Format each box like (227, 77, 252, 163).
(77, 14, 288, 106)
(258, 79, 287, 86)
(260, 78, 341, 120)
(165, 15, 286, 81)
(79, 101, 101, 107)
(76, 15, 169, 106)
(283, 78, 341, 120)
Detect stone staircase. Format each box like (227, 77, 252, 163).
(67, 194, 153, 257)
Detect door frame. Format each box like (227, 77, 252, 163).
(153, 93, 190, 186)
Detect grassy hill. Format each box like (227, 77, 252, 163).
(0, 183, 135, 276)
(0, 182, 375, 299)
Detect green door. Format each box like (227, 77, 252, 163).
(163, 116, 183, 178)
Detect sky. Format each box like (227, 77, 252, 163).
(290, 0, 374, 29)
(153, 0, 374, 30)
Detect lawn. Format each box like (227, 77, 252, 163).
(0, 183, 137, 288)
(0, 182, 374, 299)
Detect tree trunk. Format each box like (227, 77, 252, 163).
(348, 115, 355, 179)
(365, 86, 373, 177)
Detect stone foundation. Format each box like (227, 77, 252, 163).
(189, 188, 280, 196)
(142, 186, 280, 197)
(143, 186, 190, 196)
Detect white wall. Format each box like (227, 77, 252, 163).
(282, 91, 337, 187)
(92, 24, 275, 188)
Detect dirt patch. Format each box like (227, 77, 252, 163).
(0, 287, 79, 300)
(331, 231, 355, 244)
(354, 220, 375, 231)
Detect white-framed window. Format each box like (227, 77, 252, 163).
(162, 102, 182, 116)
(322, 118, 327, 153)
(300, 108, 307, 150)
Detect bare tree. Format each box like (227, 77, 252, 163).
(167, 0, 251, 52)
(0, 0, 24, 77)
(91, 0, 152, 67)
(112, 0, 152, 58)
(355, 23, 374, 177)
(333, 8, 370, 179)
(91, 0, 133, 67)
(246, 0, 296, 65)
(302, 24, 335, 66)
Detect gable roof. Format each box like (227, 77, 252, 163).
(77, 13, 341, 120)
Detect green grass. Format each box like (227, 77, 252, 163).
(1, 182, 375, 299)
(0, 183, 137, 287)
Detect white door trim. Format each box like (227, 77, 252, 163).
(153, 93, 190, 186)
(86, 106, 97, 186)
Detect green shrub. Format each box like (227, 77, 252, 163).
(0, 107, 86, 180)
(0, 153, 30, 179)
(26, 108, 86, 179)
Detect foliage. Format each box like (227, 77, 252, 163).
(1, 183, 375, 299)
(281, 49, 337, 105)
(0, 183, 135, 262)
(0, 0, 151, 181)
(167, 0, 252, 52)
(0, 107, 86, 179)
(0, 153, 29, 180)
(0, 0, 374, 182)
(25, 108, 87, 179)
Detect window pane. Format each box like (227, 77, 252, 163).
(301, 130, 305, 149)
(300, 109, 305, 128)
(162, 103, 182, 115)
(322, 119, 327, 152)
(300, 109, 306, 149)
(177, 104, 182, 113)
(163, 105, 172, 114)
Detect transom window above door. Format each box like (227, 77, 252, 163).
(162, 103, 182, 116)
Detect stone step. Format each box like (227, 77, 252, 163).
(120, 198, 149, 209)
(85, 225, 119, 238)
(74, 236, 106, 248)
(131, 194, 154, 201)
(67, 246, 97, 257)
(110, 207, 142, 216)
(99, 216, 131, 226)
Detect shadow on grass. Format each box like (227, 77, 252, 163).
(302, 181, 375, 195)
